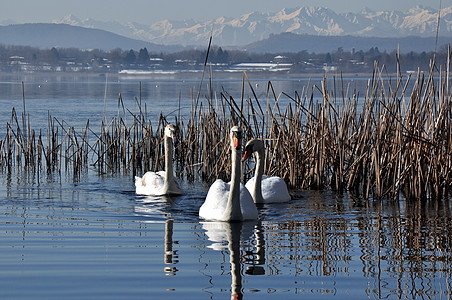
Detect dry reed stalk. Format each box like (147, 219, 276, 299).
(1, 53, 450, 203)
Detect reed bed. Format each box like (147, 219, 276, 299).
(0, 56, 450, 202)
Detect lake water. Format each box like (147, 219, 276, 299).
(0, 72, 451, 299)
(0, 72, 376, 131)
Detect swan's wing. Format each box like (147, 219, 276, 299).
(199, 179, 230, 221)
(135, 171, 165, 195)
(261, 175, 291, 203)
(245, 177, 255, 192)
(239, 183, 258, 220)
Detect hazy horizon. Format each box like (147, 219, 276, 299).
(0, 0, 447, 25)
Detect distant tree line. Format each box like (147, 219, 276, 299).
(0, 43, 450, 74)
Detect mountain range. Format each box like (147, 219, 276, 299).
(245, 33, 451, 53)
(0, 5, 451, 53)
(48, 5, 451, 47)
(0, 23, 183, 52)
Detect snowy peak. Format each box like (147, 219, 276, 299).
(54, 14, 91, 27)
(49, 5, 452, 46)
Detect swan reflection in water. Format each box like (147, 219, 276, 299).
(134, 195, 179, 276)
(163, 218, 178, 275)
(202, 220, 265, 299)
(134, 193, 267, 293)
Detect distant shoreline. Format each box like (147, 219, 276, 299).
(0, 70, 391, 81)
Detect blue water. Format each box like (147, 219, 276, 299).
(0, 73, 451, 299)
(0, 72, 374, 130)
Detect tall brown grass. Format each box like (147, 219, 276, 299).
(1, 54, 450, 202)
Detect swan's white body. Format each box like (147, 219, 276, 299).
(242, 139, 291, 203)
(199, 127, 258, 222)
(200, 180, 257, 221)
(245, 175, 291, 203)
(135, 124, 183, 196)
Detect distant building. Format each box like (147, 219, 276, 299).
(230, 58, 293, 72)
(274, 55, 290, 63)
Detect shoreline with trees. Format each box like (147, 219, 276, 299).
(1, 44, 450, 75)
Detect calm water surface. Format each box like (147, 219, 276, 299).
(0, 72, 373, 130)
(0, 73, 451, 299)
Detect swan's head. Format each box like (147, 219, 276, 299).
(242, 138, 264, 161)
(165, 124, 177, 141)
(230, 126, 242, 151)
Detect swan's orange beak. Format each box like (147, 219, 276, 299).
(233, 134, 240, 150)
(242, 148, 252, 161)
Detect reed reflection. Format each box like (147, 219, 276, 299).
(202, 221, 257, 300)
(256, 192, 452, 298)
(346, 197, 452, 299)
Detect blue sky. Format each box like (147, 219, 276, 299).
(1, 0, 449, 24)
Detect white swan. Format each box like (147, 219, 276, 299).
(242, 138, 291, 203)
(199, 126, 258, 222)
(135, 124, 183, 196)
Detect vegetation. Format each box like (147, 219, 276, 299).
(0, 43, 450, 74)
(0, 42, 450, 202)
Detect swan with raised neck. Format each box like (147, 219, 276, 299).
(223, 126, 244, 221)
(135, 124, 183, 196)
(242, 138, 291, 203)
(199, 126, 258, 222)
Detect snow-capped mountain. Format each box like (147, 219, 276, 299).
(50, 5, 452, 46)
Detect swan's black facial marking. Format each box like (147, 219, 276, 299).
(242, 138, 264, 161)
(242, 144, 253, 161)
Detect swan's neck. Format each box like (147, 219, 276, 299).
(252, 148, 265, 203)
(224, 148, 243, 221)
(164, 135, 177, 192)
(165, 136, 174, 180)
